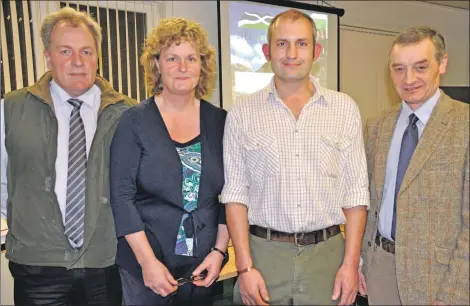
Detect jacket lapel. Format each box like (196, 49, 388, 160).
(88, 76, 134, 149)
(398, 92, 453, 196)
(88, 106, 123, 158)
(374, 105, 401, 205)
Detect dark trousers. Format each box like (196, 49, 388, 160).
(9, 262, 122, 306)
(119, 267, 213, 306)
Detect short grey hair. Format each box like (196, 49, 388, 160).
(41, 7, 102, 53)
(391, 26, 446, 63)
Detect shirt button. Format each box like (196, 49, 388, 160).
(296, 154, 299, 157)
(295, 129, 298, 133)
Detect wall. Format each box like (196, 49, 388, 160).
(333, 0, 469, 86)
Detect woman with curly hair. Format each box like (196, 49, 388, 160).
(109, 17, 229, 305)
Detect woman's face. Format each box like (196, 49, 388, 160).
(156, 41, 202, 95)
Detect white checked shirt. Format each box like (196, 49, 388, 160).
(221, 76, 369, 233)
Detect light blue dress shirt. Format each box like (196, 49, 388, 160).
(378, 89, 441, 241)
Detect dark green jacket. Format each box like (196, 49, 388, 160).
(3, 71, 136, 268)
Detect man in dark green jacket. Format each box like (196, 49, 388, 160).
(0, 7, 136, 305)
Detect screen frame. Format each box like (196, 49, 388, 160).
(216, 0, 345, 108)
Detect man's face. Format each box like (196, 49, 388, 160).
(44, 22, 98, 97)
(390, 38, 447, 108)
(262, 18, 322, 84)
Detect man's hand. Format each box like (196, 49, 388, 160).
(239, 269, 270, 305)
(192, 250, 225, 287)
(358, 269, 367, 296)
(141, 258, 178, 297)
(332, 263, 359, 305)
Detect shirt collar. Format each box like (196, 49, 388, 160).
(50, 80, 100, 109)
(266, 75, 327, 105)
(400, 89, 440, 125)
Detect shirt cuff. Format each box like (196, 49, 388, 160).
(342, 194, 370, 210)
(220, 186, 249, 206)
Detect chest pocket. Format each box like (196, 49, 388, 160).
(243, 132, 279, 184)
(319, 133, 345, 178)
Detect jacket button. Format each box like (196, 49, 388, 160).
(375, 211, 378, 217)
(368, 241, 372, 246)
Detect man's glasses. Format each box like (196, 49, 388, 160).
(176, 271, 207, 286)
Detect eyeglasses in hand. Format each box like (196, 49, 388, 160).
(176, 270, 208, 286)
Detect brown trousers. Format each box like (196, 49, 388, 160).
(366, 247, 401, 305)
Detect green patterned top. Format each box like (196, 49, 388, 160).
(174, 136, 201, 256)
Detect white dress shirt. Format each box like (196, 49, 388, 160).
(221, 76, 369, 233)
(1, 81, 101, 247)
(378, 89, 440, 241)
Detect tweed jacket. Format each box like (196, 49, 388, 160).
(361, 91, 469, 305)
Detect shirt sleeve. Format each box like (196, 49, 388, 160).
(220, 108, 250, 206)
(109, 110, 145, 237)
(1, 100, 9, 219)
(341, 101, 370, 210)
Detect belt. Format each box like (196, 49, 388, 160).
(375, 232, 395, 254)
(249, 225, 341, 246)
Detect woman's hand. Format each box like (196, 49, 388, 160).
(141, 258, 178, 297)
(191, 250, 225, 287)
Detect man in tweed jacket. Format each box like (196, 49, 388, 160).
(359, 26, 469, 305)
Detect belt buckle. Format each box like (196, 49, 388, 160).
(294, 232, 305, 246)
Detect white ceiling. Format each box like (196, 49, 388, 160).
(421, 1, 470, 9)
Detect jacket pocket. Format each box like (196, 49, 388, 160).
(434, 247, 453, 265)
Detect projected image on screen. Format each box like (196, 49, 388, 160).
(229, 1, 328, 98)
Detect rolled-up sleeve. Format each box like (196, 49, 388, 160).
(109, 110, 145, 237)
(341, 103, 370, 209)
(220, 109, 249, 206)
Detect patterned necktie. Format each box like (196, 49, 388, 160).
(64, 98, 87, 247)
(391, 113, 419, 240)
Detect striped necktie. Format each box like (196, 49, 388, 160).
(64, 98, 87, 247)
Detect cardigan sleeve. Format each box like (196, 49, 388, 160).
(109, 109, 145, 238)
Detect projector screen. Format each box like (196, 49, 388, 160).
(217, 0, 343, 109)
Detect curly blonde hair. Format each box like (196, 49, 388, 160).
(140, 17, 216, 99)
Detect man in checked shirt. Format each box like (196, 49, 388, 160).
(221, 9, 370, 306)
